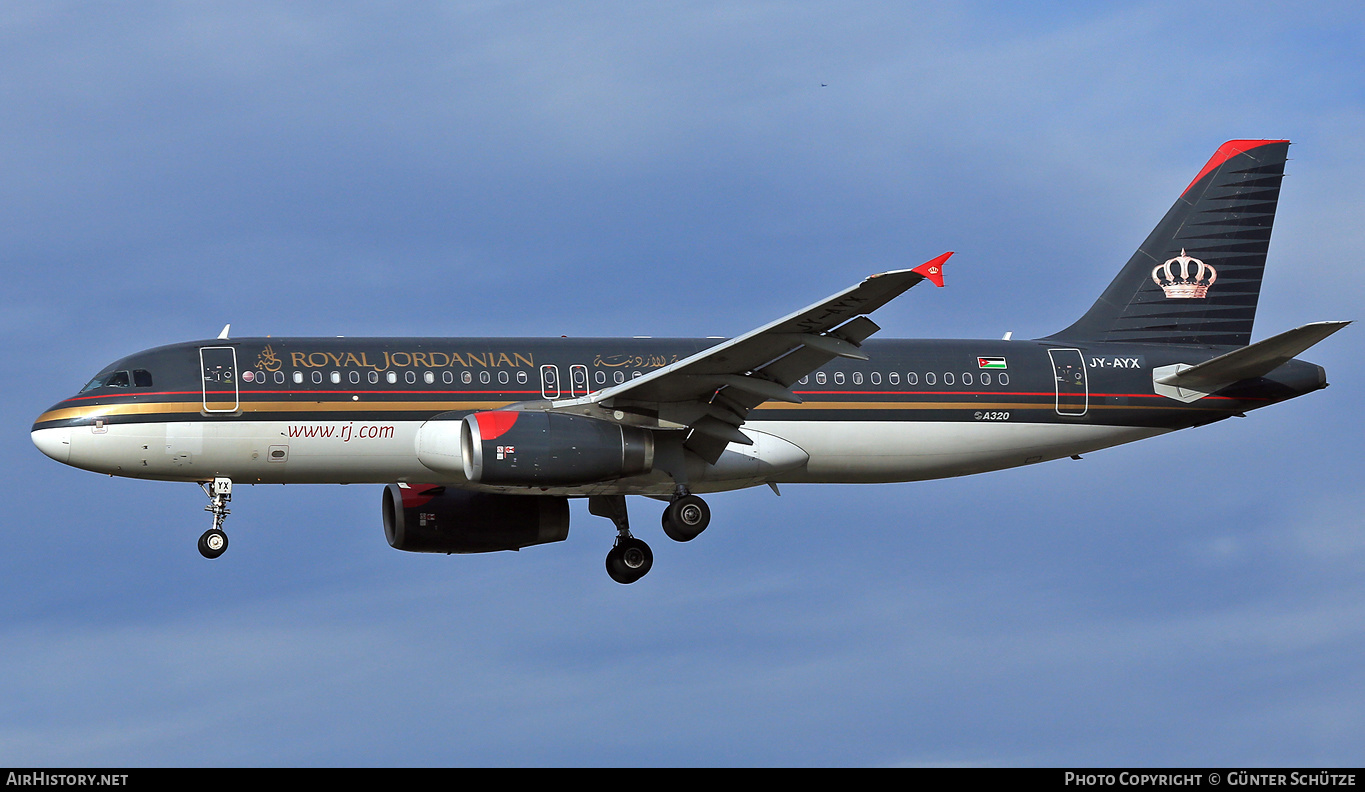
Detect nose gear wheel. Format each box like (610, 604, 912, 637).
(198, 477, 233, 559)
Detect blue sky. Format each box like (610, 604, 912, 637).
(2, 1, 1362, 766)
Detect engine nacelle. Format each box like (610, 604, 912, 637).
(457, 411, 654, 486)
(382, 484, 569, 553)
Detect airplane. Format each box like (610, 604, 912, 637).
(31, 139, 1348, 583)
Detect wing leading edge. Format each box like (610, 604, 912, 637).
(549, 253, 952, 463)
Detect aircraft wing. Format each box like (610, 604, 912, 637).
(549, 253, 951, 463)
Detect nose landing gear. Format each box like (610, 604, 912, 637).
(198, 477, 232, 559)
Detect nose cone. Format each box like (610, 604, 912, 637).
(32, 426, 72, 464)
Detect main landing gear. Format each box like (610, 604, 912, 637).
(661, 494, 710, 542)
(590, 491, 712, 584)
(198, 477, 232, 559)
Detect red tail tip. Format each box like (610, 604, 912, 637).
(1183, 139, 1290, 196)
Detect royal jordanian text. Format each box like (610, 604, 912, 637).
(283, 350, 534, 372)
(6, 774, 128, 786)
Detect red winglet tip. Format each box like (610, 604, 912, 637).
(912, 251, 952, 287)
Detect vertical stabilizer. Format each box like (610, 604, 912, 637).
(1047, 140, 1289, 347)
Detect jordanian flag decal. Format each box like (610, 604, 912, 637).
(977, 357, 1007, 370)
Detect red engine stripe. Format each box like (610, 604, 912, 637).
(476, 411, 520, 441)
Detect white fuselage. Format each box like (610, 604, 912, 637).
(31, 418, 1168, 496)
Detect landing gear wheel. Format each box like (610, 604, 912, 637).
(606, 537, 653, 584)
(662, 494, 710, 542)
(198, 528, 228, 559)
(198, 477, 233, 559)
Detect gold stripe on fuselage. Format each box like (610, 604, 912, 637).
(34, 400, 516, 424)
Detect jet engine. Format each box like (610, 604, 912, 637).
(453, 411, 654, 486)
(382, 484, 569, 553)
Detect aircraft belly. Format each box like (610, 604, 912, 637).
(67, 418, 1165, 489)
(750, 420, 1168, 483)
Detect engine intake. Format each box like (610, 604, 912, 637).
(382, 484, 569, 553)
(456, 411, 654, 486)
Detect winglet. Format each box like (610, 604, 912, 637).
(911, 252, 952, 287)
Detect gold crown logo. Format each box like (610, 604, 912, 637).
(1152, 249, 1216, 298)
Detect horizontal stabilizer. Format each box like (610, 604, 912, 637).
(1153, 321, 1349, 400)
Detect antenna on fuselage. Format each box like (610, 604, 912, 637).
(217, 324, 230, 340)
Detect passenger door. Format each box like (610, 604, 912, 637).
(200, 346, 240, 413)
(1047, 348, 1087, 416)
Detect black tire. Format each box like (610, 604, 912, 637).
(661, 495, 710, 542)
(198, 528, 228, 559)
(605, 537, 652, 584)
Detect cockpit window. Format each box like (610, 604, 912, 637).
(81, 370, 131, 392)
(79, 368, 150, 392)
